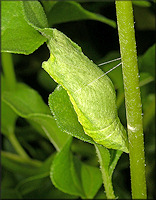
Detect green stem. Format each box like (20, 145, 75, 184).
(1, 52, 16, 90)
(95, 144, 115, 199)
(116, 1, 147, 199)
(8, 132, 30, 159)
(1, 151, 42, 167)
(1, 52, 30, 159)
(101, 169, 115, 199)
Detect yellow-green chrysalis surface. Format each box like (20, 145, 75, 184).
(42, 29, 129, 153)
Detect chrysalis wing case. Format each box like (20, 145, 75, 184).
(42, 28, 129, 153)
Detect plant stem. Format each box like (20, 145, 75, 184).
(8, 132, 30, 159)
(101, 170, 115, 199)
(1, 53, 30, 159)
(1, 151, 42, 167)
(1, 52, 16, 90)
(116, 1, 147, 199)
(95, 144, 115, 199)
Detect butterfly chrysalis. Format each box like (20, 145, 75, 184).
(42, 28, 129, 153)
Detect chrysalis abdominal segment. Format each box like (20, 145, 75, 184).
(42, 29, 129, 153)
(74, 62, 122, 94)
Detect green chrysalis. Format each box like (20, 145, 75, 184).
(42, 28, 129, 153)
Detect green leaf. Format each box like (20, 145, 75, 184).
(22, 1, 48, 29)
(50, 138, 85, 197)
(1, 101, 17, 137)
(37, 154, 56, 174)
(143, 94, 155, 130)
(139, 72, 154, 87)
(41, 1, 57, 13)
(50, 138, 102, 198)
(42, 28, 129, 153)
(49, 85, 95, 144)
(109, 150, 123, 177)
(2, 83, 50, 117)
(95, 144, 114, 197)
(1, 1, 47, 54)
(29, 114, 71, 151)
(95, 144, 110, 170)
(138, 44, 155, 76)
(132, 0, 151, 7)
(95, 144, 122, 198)
(1, 75, 18, 137)
(5, 154, 53, 196)
(1, 152, 40, 176)
(16, 174, 49, 196)
(22, 181, 77, 199)
(2, 152, 54, 197)
(94, 189, 107, 199)
(2, 83, 70, 151)
(81, 163, 103, 198)
(46, 1, 116, 28)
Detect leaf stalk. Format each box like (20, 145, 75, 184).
(1, 52, 16, 90)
